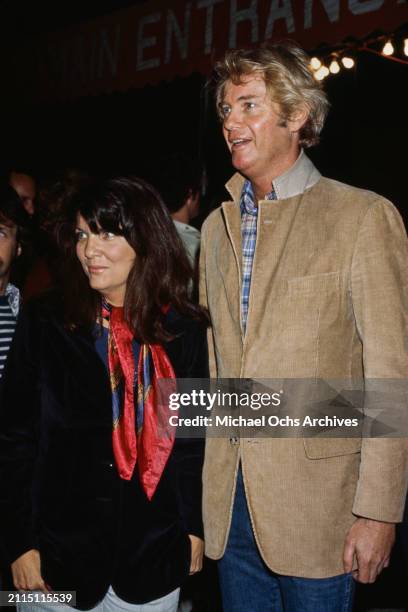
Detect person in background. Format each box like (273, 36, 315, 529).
(200, 42, 408, 612)
(0, 183, 30, 602)
(154, 154, 201, 272)
(6, 166, 51, 299)
(20, 169, 89, 302)
(9, 168, 36, 217)
(0, 176, 208, 612)
(0, 183, 29, 380)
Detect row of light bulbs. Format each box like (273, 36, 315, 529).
(310, 37, 408, 81)
(382, 38, 408, 57)
(311, 56, 354, 80)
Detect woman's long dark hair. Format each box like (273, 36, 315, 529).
(57, 176, 207, 343)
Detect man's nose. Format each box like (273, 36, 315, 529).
(223, 108, 242, 132)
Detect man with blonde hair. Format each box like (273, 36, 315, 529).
(200, 42, 408, 611)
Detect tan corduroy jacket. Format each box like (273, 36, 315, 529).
(199, 153, 408, 578)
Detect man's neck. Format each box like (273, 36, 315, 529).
(172, 206, 190, 225)
(0, 277, 9, 297)
(250, 149, 301, 202)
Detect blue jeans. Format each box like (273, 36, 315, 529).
(218, 468, 355, 612)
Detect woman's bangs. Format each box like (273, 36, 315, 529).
(79, 194, 124, 235)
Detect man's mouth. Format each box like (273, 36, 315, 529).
(230, 138, 251, 150)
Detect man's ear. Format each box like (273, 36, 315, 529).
(185, 188, 193, 205)
(288, 105, 309, 133)
(186, 189, 200, 218)
(185, 189, 196, 209)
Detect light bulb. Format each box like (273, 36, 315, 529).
(310, 57, 322, 70)
(329, 60, 340, 74)
(382, 41, 394, 56)
(404, 39, 408, 57)
(341, 56, 355, 69)
(315, 66, 329, 81)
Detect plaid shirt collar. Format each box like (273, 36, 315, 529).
(240, 180, 276, 216)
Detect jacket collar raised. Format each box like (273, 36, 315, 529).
(225, 150, 321, 204)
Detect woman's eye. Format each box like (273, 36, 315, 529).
(220, 105, 231, 118)
(244, 102, 256, 111)
(101, 231, 116, 240)
(75, 230, 87, 241)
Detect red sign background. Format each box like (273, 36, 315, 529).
(5, 0, 407, 102)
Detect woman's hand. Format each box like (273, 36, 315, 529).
(188, 535, 204, 575)
(11, 549, 49, 592)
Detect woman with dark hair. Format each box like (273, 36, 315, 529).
(0, 177, 209, 611)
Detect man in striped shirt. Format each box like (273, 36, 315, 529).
(0, 184, 29, 380)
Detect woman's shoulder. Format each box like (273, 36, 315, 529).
(163, 307, 209, 378)
(18, 290, 70, 334)
(164, 307, 208, 337)
(20, 290, 92, 339)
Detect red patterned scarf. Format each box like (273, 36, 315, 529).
(102, 302, 177, 500)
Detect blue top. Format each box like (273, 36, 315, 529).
(94, 325, 142, 428)
(94, 325, 141, 370)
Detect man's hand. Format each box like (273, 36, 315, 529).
(11, 549, 48, 592)
(188, 535, 204, 575)
(343, 518, 395, 583)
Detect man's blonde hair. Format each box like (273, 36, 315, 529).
(215, 41, 329, 148)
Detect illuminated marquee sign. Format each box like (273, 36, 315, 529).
(5, 0, 407, 101)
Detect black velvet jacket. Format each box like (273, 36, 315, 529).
(0, 300, 208, 609)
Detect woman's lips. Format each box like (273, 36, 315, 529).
(87, 266, 107, 274)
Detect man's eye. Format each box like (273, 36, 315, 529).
(220, 106, 231, 118)
(244, 102, 256, 111)
(0, 230, 6, 238)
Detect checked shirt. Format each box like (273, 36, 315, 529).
(240, 180, 276, 333)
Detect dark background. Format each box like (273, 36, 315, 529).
(0, 0, 407, 222)
(0, 1, 407, 610)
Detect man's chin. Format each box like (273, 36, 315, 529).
(231, 156, 252, 176)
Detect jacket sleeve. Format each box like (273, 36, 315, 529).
(172, 320, 209, 538)
(350, 197, 408, 522)
(0, 306, 42, 564)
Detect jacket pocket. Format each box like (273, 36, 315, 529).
(303, 437, 361, 459)
(287, 271, 340, 297)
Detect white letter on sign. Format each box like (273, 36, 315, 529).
(98, 25, 121, 78)
(229, 0, 259, 49)
(197, 0, 223, 55)
(265, 0, 295, 40)
(165, 4, 192, 64)
(136, 12, 161, 71)
(304, 0, 340, 30)
(348, 0, 384, 15)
